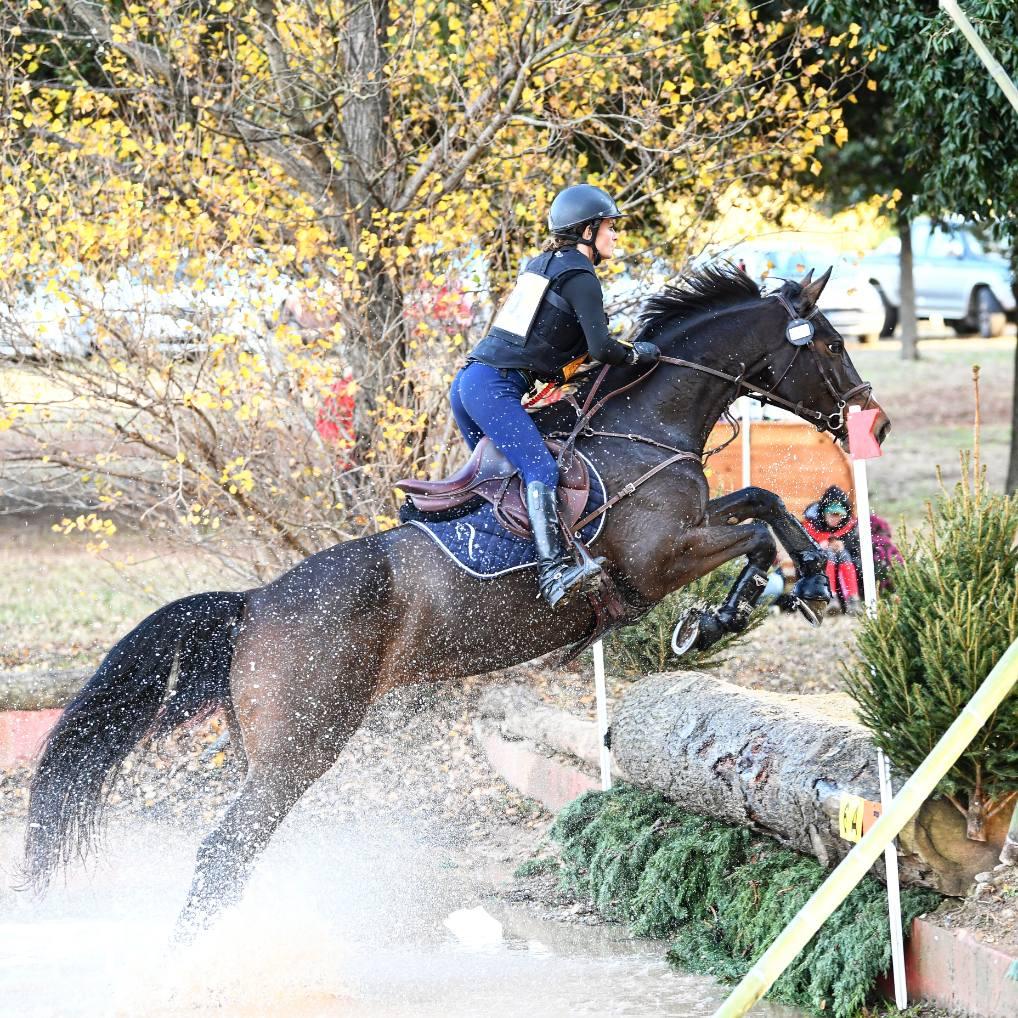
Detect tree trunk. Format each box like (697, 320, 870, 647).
(1006, 262, 1018, 493)
(607, 672, 1010, 895)
(898, 212, 920, 361)
(340, 0, 392, 223)
(336, 0, 407, 431)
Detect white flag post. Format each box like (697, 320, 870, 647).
(878, 749, 908, 1008)
(593, 640, 612, 790)
(848, 404, 905, 1004)
(848, 405, 879, 616)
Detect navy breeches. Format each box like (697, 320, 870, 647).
(449, 362, 559, 490)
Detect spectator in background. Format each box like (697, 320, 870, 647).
(802, 485, 862, 614)
(870, 511, 903, 591)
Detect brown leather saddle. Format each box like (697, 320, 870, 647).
(397, 438, 590, 540)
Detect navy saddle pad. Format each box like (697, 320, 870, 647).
(406, 453, 607, 578)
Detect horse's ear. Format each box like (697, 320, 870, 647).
(800, 266, 832, 310)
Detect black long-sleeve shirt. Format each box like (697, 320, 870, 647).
(558, 271, 633, 366)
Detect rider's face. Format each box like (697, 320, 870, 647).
(583, 219, 619, 261)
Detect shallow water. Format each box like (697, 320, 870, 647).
(0, 819, 798, 1018)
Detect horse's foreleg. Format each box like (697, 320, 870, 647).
(705, 486, 832, 614)
(671, 521, 776, 654)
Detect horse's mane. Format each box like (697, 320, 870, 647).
(638, 262, 762, 330)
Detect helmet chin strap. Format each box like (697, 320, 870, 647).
(576, 218, 603, 265)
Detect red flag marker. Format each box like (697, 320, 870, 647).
(847, 407, 883, 460)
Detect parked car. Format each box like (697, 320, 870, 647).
(716, 243, 885, 343)
(0, 255, 295, 360)
(863, 219, 1015, 338)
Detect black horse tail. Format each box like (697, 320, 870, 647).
(24, 590, 246, 892)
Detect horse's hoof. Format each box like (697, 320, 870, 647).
(671, 611, 701, 656)
(792, 572, 832, 606)
(672, 609, 726, 655)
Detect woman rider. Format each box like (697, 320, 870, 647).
(449, 184, 661, 609)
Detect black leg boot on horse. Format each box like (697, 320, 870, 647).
(674, 563, 771, 655)
(526, 481, 604, 608)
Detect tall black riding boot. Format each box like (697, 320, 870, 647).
(526, 481, 604, 609)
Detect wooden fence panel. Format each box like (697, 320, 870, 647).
(706, 421, 854, 519)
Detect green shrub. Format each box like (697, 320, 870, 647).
(601, 562, 767, 676)
(848, 458, 1018, 839)
(551, 785, 940, 1018)
(513, 857, 560, 878)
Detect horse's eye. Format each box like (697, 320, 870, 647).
(828, 340, 844, 354)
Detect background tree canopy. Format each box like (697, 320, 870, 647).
(806, 1, 1018, 372)
(0, 1, 863, 576)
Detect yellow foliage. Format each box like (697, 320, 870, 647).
(0, 0, 861, 576)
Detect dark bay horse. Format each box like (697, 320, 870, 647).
(24, 265, 888, 934)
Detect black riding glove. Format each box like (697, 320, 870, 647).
(628, 341, 661, 365)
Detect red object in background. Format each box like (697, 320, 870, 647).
(316, 374, 357, 469)
(0, 709, 62, 769)
(847, 408, 883, 460)
(826, 558, 860, 600)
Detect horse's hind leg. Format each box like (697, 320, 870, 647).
(173, 696, 371, 939)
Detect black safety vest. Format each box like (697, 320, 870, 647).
(468, 248, 596, 382)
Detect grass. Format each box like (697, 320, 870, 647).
(0, 522, 224, 671)
(851, 337, 1014, 526)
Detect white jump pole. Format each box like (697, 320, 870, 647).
(741, 398, 752, 488)
(592, 640, 612, 790)
(878, 749, 908, 1009)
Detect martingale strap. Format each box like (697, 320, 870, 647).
(570, 434, 698, 533)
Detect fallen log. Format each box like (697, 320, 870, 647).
(0, 668, 85, 711)
(610, 671, 1011, 896)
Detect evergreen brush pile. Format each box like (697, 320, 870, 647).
(548, 785, 939, 1018)
(603, 562, 766, 675)
(849, 456, 1018, 841)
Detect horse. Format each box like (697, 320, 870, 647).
(23, 264, 888, 935)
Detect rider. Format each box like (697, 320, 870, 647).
(450, 184, 661, 609)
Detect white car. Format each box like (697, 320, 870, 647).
(0, 255, 294, 360)
(719, 244, 885, 343)
(0, 284, 97, 359)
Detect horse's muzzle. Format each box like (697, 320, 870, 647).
(836, 404, 890, 453)
(874, 407, 891, 446)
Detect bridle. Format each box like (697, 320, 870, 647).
(554, 289, 876, 533)
(655, 293, 873, 435)
(756, 291, 874, 431)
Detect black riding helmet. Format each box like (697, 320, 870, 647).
(548, 184, 622, 265)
